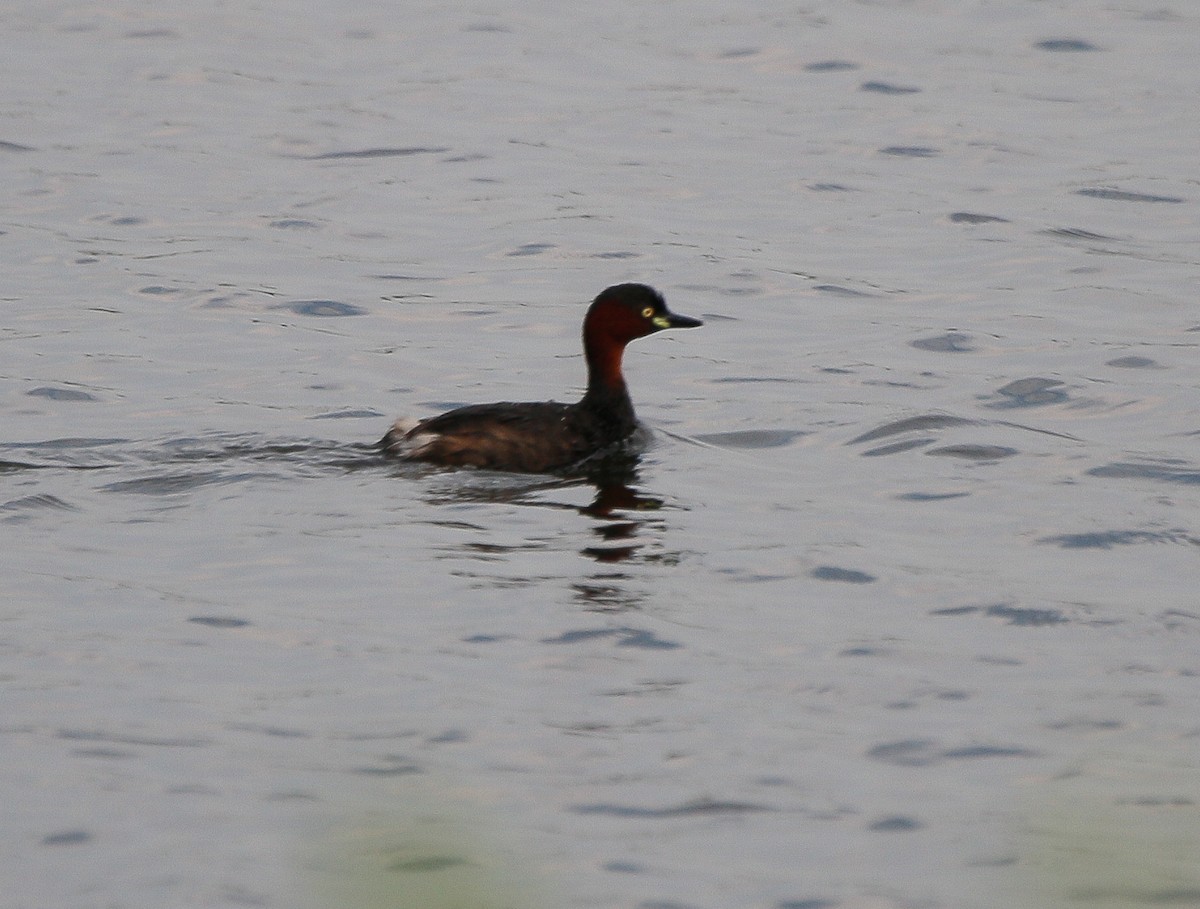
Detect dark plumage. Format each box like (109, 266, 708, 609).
(380, 283, 702, 473)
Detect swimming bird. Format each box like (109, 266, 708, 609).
(380, 283, 702, 473)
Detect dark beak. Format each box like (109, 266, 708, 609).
(663, 311, 703, 329)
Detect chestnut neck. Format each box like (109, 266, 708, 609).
(580, 325, 636, 429)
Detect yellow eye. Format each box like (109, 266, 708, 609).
(642, 306, 654, 318)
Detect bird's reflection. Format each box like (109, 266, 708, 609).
(569, 455, 661, 568)
(571, 458, 670, 612)
(421, 449, 668, 532)
(414, 450, 681, 613)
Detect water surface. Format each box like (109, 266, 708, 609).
(4, 2, 1199, 907)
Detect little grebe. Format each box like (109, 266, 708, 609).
(380, 283, 702, 473)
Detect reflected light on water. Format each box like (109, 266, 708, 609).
(299, 779, 549, 909)
(1022, 749, 1200, 908)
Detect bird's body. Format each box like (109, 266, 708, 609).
(381, 284, 701, 474)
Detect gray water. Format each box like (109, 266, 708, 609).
(4, 2, 1199, 908)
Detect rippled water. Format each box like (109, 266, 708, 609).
(5, 2, 1199, 908)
